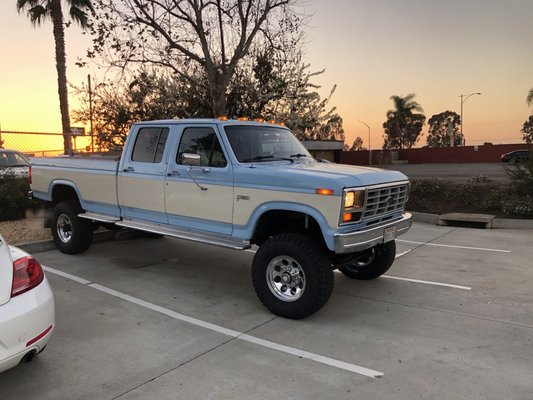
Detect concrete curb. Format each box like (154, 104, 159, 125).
(411, 211, 533, 229)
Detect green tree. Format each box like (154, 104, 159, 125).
(382, 94, 425, 150)
(17, 0, 94, 155)
(74, 59, 345, 149)
(73, 69, 212, 149)
(350, 136, 366, 151)
(87, 0, 302, 117)
(521, 115, 533, 144)
(426, 111, 463, 147)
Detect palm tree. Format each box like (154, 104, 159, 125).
(527, 88, 533, 108)
(384, 94, 425, 149)
(17, 0, 94, 155)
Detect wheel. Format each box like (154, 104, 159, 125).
(51, 201, 93, 254)
(252, 233, 334, 319)
(338, 241, 396, 280)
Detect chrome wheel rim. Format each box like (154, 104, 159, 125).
(266, 255, 306, 302)
(56, 213, 73, 243)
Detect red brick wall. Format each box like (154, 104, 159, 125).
(341, 143, 530, 165)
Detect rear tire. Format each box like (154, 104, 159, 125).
(338, 241, 396, 280)
(252, 233, 334, 319)
(51, 201, 93, 254)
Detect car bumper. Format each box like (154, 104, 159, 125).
(0, 276, 55, 373)
(333, 212, 412, 254)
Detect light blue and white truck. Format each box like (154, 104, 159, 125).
(30, 119, 412, 318)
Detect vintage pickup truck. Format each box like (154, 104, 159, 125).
(30, 119, 412, 319)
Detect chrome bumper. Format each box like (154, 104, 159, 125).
(334, 212, 412, 254)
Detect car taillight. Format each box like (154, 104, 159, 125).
(11, 256, 44, 298)
(29, 165, 32, 184)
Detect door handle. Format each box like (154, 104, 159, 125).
(167, 170, 181, 176)
(123, 166, 135, 172)
(201, 167, 211, 173)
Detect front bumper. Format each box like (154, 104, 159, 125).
(333, 212, 412, 254)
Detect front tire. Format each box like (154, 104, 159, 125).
(338, 241, 396, 280)
(51, 201, 93, 254)
(252, 233, 334, 319)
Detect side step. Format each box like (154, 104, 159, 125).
(115, 219, 251, 251)
(78, 212, 121, 223)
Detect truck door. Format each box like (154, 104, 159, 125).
(118, 126, 169, 223)
(165, 125, 234, 235)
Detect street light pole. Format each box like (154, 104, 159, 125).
(358, 120, 371, 165)
(460, 92, 482, 146)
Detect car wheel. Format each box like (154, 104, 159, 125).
(52, 201, 93, 254)
(338, 241, 396, 280)
(252, 233, 334, 319)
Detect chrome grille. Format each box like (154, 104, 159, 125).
(363, 184, 409, 221)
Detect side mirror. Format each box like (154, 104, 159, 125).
(180, 153, 201, 166)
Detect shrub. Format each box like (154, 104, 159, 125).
(0, 174, 32, 221)
(503, 148, 533, 195)
(501, 197, 533, 217)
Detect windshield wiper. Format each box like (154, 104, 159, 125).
(289, 153, 310, 159)
(241, 155, 294, 163)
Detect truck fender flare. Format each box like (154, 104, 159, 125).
(244, 202, 336, 251)
(48, 179, 85, 207)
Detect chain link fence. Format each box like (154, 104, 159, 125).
(0, 130, 99, 157)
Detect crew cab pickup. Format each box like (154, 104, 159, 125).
(31, 119, 412, 318)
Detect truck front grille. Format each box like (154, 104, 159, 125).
(362, 184, 409, 223)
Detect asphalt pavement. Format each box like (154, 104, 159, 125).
(1, 222, 532, 400)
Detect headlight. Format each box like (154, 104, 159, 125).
(344, 190, 365, 209)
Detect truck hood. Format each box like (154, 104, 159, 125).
(235, 160, 408, 193)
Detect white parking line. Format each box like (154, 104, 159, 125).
(397, 239, 510, 253)
(380, 275, 471, 290)
(43, 266, 384, 378)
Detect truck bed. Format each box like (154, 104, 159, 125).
(31, 156, 120, 216)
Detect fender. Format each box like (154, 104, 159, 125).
(233, 201, 337, 251)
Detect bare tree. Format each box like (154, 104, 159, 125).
(88, 0, 303, 116)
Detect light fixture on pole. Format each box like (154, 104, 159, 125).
(358, 120, 371, 165)
(460, 92, 482, 146)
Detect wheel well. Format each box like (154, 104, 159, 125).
(251, 210, 326, 248)
(51, 185, 80, 206)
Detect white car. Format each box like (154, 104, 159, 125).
(0, 233, 55, 373)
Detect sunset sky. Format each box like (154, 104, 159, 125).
(1, 0, 532, 150)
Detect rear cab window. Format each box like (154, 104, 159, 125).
(131, 127, 169, 163)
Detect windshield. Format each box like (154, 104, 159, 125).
(224, 125, 312, 163)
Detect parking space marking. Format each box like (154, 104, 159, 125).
(397, 239, 510, 253)
(43, 266, 384, 378)
(395, 250, 412, 258)
(43, 265, 92, 285)
(380, 275, 472, 290)
(248, 248, 468, 290)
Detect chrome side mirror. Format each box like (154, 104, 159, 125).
(180, 153, 201, 166)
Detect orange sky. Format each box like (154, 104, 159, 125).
(1, 0, 532, 150)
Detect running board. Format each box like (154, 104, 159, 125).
(78, 212, 121, 223)
(115, 219, 251, 251)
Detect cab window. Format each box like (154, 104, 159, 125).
(131, 127, 169, 163)
(177, 127, 227, 168)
